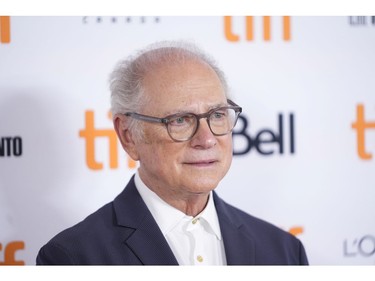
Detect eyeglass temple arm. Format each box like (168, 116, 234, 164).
(125, 112, 168, 124)
(227, 99, 242, 112)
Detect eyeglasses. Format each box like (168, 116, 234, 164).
(124, 99, 242, 142)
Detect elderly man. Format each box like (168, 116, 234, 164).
(36, 41, 308, 265)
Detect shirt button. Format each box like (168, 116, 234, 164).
(197, 255, 204, 263)
(192, 218, 199, 224)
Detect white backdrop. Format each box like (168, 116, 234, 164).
(0, 16, 374, 265)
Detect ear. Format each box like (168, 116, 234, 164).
(113, 114, 140, 161)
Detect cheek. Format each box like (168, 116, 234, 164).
(137, 142, 186, 187)
(222, 135, 233, 153)
(141, 123, 173, 145)
(221, 137, 233, 168)
(136, 131, 183, 170)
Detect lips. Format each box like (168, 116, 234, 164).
(184, 159, 218, 166)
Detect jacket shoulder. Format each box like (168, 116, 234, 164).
(214, 193, 309, 265)
(37, 201, 118, 264)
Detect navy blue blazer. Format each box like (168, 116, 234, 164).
(36, 176, 308, 265)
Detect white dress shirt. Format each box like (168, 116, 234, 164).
(134, 172, 227, 265)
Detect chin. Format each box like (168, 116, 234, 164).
(185, 177, 221, 193)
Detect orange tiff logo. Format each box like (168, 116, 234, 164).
(352, 104, 375, 160)
(288, 226, 304, 237)
(224, 16, 291, 42)
(0, 16, 11, 44)
(79, 110, 137, 170)
(0, 241, 25, 265)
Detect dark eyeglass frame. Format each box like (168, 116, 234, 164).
(124, 99, 242, 142)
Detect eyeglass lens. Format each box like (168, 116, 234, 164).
(167, 108, 238, 141)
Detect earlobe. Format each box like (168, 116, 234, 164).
(113, 114, 140, 161)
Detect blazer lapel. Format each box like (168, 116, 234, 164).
(113, 176, 178, 265)
(112, 177, 255, 265)
(213, 192, 256, 265)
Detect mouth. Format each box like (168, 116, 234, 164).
(184, 159, 218, 167)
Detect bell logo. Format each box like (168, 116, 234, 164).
(0, 16, 11, 44)
(79, 110, 137, 170)
(351, 104, 375, 160)
(224, 16, 291, 42)
(0, 241, 25, 265)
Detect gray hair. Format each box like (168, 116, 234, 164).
(109, 40, 229, 137)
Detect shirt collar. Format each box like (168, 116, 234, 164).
(134, 171, 222, 240)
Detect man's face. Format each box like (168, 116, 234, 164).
(133, 59, 233, 199)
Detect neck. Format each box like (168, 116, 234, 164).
(149, 185, 210, 217)
(138, 171, 211, 217)
(168, 193, 210, 217)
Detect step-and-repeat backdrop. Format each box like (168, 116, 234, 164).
(0, 16, 374, 265)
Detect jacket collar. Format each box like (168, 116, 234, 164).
(113, 175, 178, 265)
(113, 175, 255, 265)
(213, 192, 256, 265)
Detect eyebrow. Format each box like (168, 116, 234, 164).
(163, 102, 228, 116)
(208, 102, 228, 110)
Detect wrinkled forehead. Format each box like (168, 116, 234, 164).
(135, 46, 224, 86)
(145, 57, 219, 85)
(140, 60, 227, 115)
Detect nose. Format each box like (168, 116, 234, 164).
(189, 118, 217, 149)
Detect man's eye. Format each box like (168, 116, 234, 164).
(175, 117, 186, 124)
(170, 115, 191, 126)
(212, 111, 226, 119)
